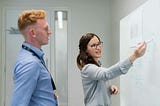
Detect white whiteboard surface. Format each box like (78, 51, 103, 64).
(120, 0, 160, 106)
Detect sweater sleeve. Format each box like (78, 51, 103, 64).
(82, 58, 132, 81)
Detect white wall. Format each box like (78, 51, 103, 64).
(0, 0, 111, 106)
(110, 0, 148, 106)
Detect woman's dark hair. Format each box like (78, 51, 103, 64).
(77, 33, 101, 70)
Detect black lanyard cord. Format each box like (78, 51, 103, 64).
(22, 45, 56, 90)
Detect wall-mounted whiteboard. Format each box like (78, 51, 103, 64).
(120, 0, 160, 106)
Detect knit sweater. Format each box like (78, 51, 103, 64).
(81, 58, 132, 106)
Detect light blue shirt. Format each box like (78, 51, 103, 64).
(11, 42, 58, 106)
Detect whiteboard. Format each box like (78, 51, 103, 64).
(120, 0, 160, 106)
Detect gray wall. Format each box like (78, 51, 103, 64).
(0, 0, 150, 106)
(0, 0, 111, 106)
(110, 0, 148, 106)
(68, 1, 112, 106)
(0, 7, 2, 106)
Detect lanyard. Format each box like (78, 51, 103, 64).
(22, 45, 56, 90)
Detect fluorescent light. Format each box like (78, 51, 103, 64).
(57, 11, 63, 29)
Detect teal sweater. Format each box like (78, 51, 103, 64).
(81, 58, 132, 106)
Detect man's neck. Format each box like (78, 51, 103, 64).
(25, 41, 41, 49)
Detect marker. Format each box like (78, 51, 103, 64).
(146, 38, 153, 44)
(130, 38, 153, 48)
(111, 89, 116, 94)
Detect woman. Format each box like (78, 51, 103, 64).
(76, 33, 146, 106)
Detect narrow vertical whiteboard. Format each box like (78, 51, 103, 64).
(120, 0, 160, 106)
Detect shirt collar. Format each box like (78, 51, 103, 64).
(22, 42, 44, 58)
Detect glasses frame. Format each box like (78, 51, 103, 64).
(89, 41, 103, 49)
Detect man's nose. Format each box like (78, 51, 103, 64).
(48, 29, 52, 35)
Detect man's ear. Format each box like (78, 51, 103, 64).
(29, 28, 36, 37)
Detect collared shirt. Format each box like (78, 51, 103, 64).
(11, 42, 57, 106)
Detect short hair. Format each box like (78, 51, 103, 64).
(18, 10, 46, 31)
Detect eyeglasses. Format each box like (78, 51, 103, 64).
(89, 41, 103, 49)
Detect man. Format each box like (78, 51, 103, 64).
(11, 10, 58, 106)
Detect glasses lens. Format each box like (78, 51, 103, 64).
(90, 41, 103, 48)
